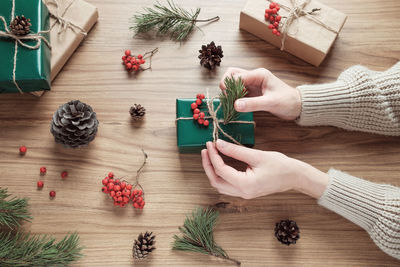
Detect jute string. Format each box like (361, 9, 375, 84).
(0, 0, 51, 94)
(176, 90, 255, 145)
(269, 0, 339, 51)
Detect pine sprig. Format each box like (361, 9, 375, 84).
(0, 188, 31, 230)
(0, 232, 83, 267)
(130, 0, 219, 41)
(219, 76, 248, 124)
(172, 207, 241, 266)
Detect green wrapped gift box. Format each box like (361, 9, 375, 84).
(176, 98, 255, 153)
(0, 0, 51, 94)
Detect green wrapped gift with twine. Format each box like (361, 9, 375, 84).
(176, 76, 255, 153)
(0, 0, 51, 94)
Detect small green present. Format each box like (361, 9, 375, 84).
(0, 0, 51, 94)
(176, 98, 255, 153)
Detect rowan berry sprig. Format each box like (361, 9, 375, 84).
(191, 93, 210, 127)
(122, 48, 159, 73)
(265, 2, 282, 36)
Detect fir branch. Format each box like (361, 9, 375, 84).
(0, 188, 31, 230)
(219, 76, 248, 124)
(130, 0, 219, 41)
(172, 207, 241, 266)
(0, 232, 83, 267)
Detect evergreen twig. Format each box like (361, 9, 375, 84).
(0, 232, 83, 267)
(172, 207, 241, 266)
(0, 188, 31, 230)
(130, 0, 219, 41)
(219, 75, 248, 124)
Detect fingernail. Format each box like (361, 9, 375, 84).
(235, 99, 245, 110)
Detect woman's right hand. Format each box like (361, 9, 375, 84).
(220, 67, 302, 120)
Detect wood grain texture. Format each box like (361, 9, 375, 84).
(0, 0, 399, 266)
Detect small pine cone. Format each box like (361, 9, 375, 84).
(10, 15, 32, 36)
(130, 104, 146, 121)
(198, 41, 223, 70)
(133, 232, 156, 260)
(274, 219, 300, 245)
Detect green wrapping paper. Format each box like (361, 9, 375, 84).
(0, 0, 51, 94)
(176, 99, 255, 153)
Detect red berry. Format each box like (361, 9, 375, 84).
(138, 54, 143, 59)
(116, 191, 122, 197)
(136, 197, 143, 203)
(137, 190, 143, 196)
(126, 62, 132, 69)
(276, 31, 281, 36)
(199, 112, 205, 118)
(102, 178, 109, 185)
(140, 201, 145, 208)
(115, 179, 120, 184)
(193, 114, 199, 120)
(193, 108, 200, 114)
(126, 184, 133, 190)
(127, 56, 132, 61)
(270, 16, 275, 22)
(191, 102, 198, 109)
(133, 189, 138, 195)
(276, 16, 281, 22)
(123, 197, 129, 203)
(49, 190, 56, 198)
(40, 166, 47, 174)
(132, 65, 139, 71)
(124, 190, 131, 196)
(268, 24, 274, 29)
(114, 185, 121, 191)
(37, 180, 44, 188)
(108, 183, 114, 190)
(101, 186, 108, 193)
(108, 172, 114, 178)
(121, 181, 126, 189)
(199, 94, 205, 99)
(125, 50, 131, 56)
(272, 28, 278, 35)
(198, 119, 204, 125)
(110, 190, 116, 197)
(203, 120, 209, 127)
(133, 202, 139, 209)
(61, 171, 68, 179)
(196, 93, 201, 99)
(114, 201, 119, 206)
(270, 3, 276, 9)
(276, 6, 280, 11)
(266, 9, 272, 14)
(272, 8, 277, 14)
(273, 22, 279, 27)
(196, 98, 202, 106)
(117, 196, 123, 202)
(108, 179, 114, 184)
(140, 59, 145, 64)
(19, 145, 27, 155)
(265, 14, 269, 20)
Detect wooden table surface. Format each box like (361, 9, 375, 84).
(1, 0, 399, 266)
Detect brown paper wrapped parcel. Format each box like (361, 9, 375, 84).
(239, 0, 347, 66)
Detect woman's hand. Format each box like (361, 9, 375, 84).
(220, 67, 301, 120)
(201, 140, 329, 199)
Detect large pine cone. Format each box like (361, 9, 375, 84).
(10, 15, 32, 36)
(198, 41, 223, 70)
(274, 219, 300, 245)
(50, 100, 99, 148)
(133, 232, 156, 260)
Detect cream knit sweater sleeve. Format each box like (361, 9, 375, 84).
(318, 169, 400, 259)
(296, 62, 400, 136)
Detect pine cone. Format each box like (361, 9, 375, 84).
(10, 15, 32, 36)
(130, 104, 146, 121)
(274, 219, 300, 245)
(133, 232, 156, 260)
(50, 100, 99, 148)
(198, 41, 223, 70)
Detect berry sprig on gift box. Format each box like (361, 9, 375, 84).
(191, 93, 210, 127)
(101, 150, 148, 209)
(122, 48, 158, 73)
(265, 2, 282, 36)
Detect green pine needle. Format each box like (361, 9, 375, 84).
(219, 75, 248, 124)
(130, 0, 219, 41)
(0, 232, 83, 267)
(0, 188, 31, 230)
(172, 207, 241, 266)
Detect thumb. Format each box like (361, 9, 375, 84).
(234, 96, 268, 112)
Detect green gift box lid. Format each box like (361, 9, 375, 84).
(176, 98, 255, 153)
(0, 0, 51, 94)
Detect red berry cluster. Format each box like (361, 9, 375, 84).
(191, 93, 209, 127)
(122, 50, 145, 72)
(101, 172, 145, 209)
(265, 2, 282, 36)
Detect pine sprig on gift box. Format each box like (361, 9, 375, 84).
(130, 0, 219, 41)
(0, 188, 31, 230)
(0, 232, 83, 267)
(219, 76, 248, 124)
(172, 207, 241, 266)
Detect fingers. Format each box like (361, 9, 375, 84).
(215, 139, 260, 166)
(206, 142, 246, 186)
(201, 149, 242, 197)
(234, 95, 269, 112)
(219, 67, 246, 90)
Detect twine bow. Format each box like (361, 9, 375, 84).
(270, 0, 339, 51)
(176, 90, 255, 145)
(0, 0, 51, 94)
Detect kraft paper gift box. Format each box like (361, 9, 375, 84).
(0, 0, 51, 94)
(239, 0, 347, 66)
(176, 99, 255, 153)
